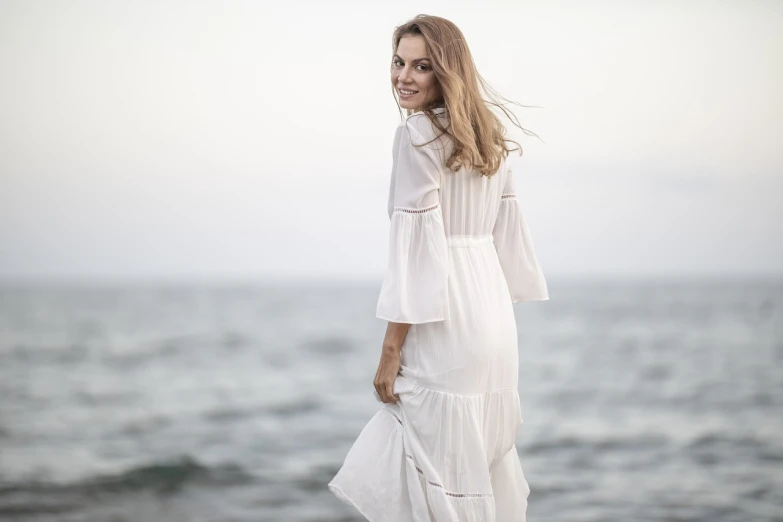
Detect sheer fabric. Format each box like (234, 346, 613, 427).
(330, 107, 548, 521)
(375, 119, 450, 323)
(492, 166, 549, 303)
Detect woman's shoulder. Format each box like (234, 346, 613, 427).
(396, 110, 450, 150)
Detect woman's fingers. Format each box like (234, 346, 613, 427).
(385, 382, 398, 403)
(373, 348, 401, 404)
(373, 368, 383, 402)
(372, 378, 398, 403)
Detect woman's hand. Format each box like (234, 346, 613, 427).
(373, 347, 401, 403)
(373, 322, 411, 404)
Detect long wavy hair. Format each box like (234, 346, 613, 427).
(392, 14, 538, 177)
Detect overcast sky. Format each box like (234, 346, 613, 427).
(1, 0, 781, 282)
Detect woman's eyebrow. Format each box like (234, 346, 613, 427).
(393, 54, 431, 63)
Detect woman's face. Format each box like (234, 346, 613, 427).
(392, 34, 442, 111)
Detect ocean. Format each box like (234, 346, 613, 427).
(0, 278, 781, 521)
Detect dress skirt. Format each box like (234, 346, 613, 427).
(329, 235, 532, 521)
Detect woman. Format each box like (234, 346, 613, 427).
(329, 14, 548, 522)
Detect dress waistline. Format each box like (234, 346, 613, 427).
(446, 235, 494, 247)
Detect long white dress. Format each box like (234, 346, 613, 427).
(329, 107, 549, 521)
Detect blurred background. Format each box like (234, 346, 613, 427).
(1, 1, 781, 521)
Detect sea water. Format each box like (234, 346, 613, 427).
(0, 278, 781, 521)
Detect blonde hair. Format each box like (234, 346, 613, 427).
(392, 14, 537, 177)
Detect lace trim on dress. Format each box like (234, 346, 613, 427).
(501, 194, 516, 200)
(385, 408, 494, 499)
(393, 203, 440, 214)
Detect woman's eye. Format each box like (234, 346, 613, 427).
(416, 65, 429, 71)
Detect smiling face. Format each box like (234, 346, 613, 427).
(392, 34, 443, 111)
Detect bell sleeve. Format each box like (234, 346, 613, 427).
(375, 119, 450, 324)
(492, 164, 549, 303)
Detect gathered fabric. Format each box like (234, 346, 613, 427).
(330, 107, 548, 521)
(376, 203, 450, 324)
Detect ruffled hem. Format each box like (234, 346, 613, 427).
(329, 378, 530, 521)
(329, 482, 378, 521)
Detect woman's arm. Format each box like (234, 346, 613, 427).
(373, 321, 411, 403)
(382, 321, 410, 353)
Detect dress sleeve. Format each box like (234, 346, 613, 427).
(376, 119, 450, 324)
(492, 164, 549, 303)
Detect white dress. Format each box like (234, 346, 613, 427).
(329, 107, 549, 521)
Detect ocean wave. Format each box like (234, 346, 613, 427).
(0, 455, 254, 508)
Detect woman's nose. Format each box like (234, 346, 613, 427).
(398, 66, 413, 83)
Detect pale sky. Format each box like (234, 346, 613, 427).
(1, 0, 781, 282)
